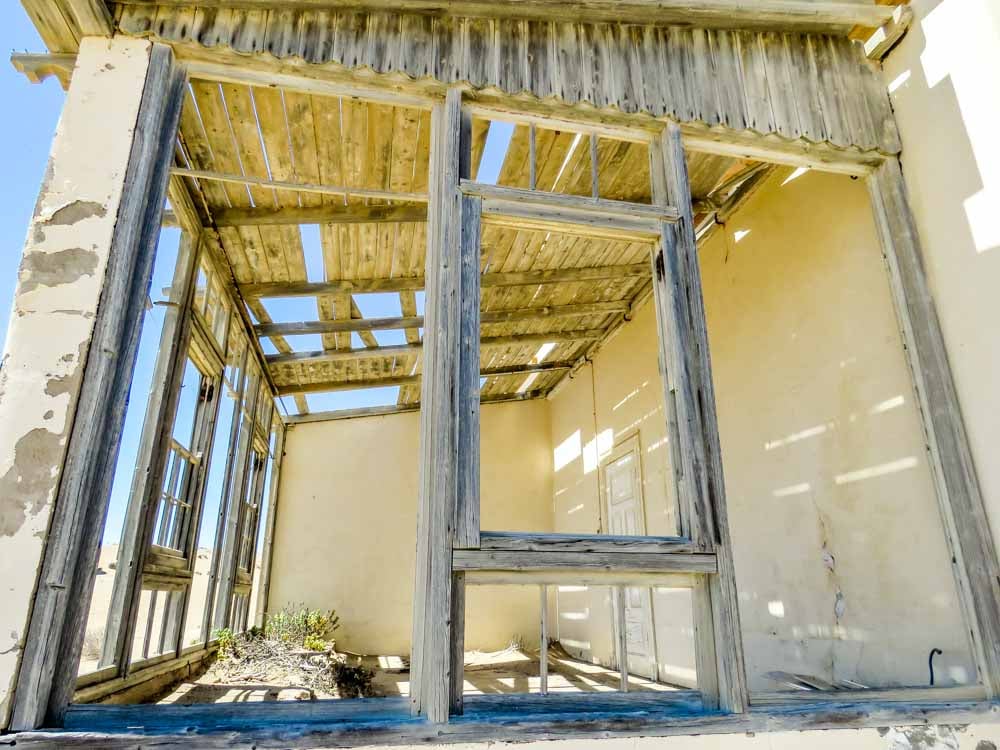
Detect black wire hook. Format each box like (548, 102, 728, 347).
(929, 647, 943, 685)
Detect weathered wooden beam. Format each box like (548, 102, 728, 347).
(240, 263, 649, 298)
(463, 180, 675, 240)
(282, 389, 547, 425)
(4, 39, 185, 731)
(653, 122, 749, 714)
(171, 167, 428, 204)
(864, 4, 913, 60)
(255, 301, 627, 336)
(10, 52, 76, 89)
(410, 88, 466, 724)
(266, 331, 601, 366)
(213, 203, 428, 227)
(112, 0, 898, 34)
(453, 549, 718, 574)
(539, 585, 548, 696)
(868, 157, 1000, 698)
(464, 570, 699, 587)
(479, 531, 696, 554)
(273, 362, 574, 396)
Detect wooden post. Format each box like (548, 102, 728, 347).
(0, 39, 185, 730)
(615, 586, 629, 692)
(539, 584, 548, 696)
(254, 422, 287, 628)
(868, 158, 1000, 697)
(410, 88, 475, 723)
(649, 122, 748, 713)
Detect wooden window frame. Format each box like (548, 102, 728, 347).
(9, 56, 1000, 742)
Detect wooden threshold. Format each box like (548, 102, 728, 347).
(23, 692, 996, 748)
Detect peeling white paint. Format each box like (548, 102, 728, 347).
(0, 37, 155, 729)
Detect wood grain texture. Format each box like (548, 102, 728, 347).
(453, 549, 717, 573)
(116, 4, 900, 154)
(868, 158, 1000, 698)
(479, 531, 695, 554)
(9, 43, 186, 731)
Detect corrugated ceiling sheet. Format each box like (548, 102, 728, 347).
(116, 5, 900, 154)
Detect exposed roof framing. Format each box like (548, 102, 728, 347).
(165, 74, 771, 416)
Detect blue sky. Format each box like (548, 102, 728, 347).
(0, 10, 65, 352)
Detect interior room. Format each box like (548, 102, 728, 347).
(68, 79, 972, 708)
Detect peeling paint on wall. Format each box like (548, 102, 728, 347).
(0, 36, 155, 730)
(880, 725, 965, 749)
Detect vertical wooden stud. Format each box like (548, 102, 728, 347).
(590, 133, 600, 199)
(649, 122, 748, 713)
(615, 586, 629, 692)
(539, 584, 548, 696)
(868, 158, 1000, 697)
(411, 87, 474, 724)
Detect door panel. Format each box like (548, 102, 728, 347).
(605, 443, 658, 680)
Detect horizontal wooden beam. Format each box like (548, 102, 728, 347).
(452, 549, 718, 574)
(464, 570, 699, 587)
(274, 362, 575, 396)
(255, 301, 628, 336)
(171, 167, 428, 203)
(240, 263, 649, 298)
(266, 331, 603, 367)
(283, 389, 547, 425)
(462, 180, 675, 240)
(479, 531, 697, 555)
(213, 203, 428, 227)
(113, 0, 898, 34)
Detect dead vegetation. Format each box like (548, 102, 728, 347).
(209, 607, 375, 699)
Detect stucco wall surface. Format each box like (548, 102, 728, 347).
(881, 0, 1000, 558)
(550, 168, 974, 691)
(0, 38, 155, 728)
(269, 400, 553, 656)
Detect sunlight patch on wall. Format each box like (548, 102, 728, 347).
(554, 429, 582, 472)
(582, 428, 614, 474)
(772, 482, 811, 498)
(781, 166, 809, 186)
(834, 456, 918, 485)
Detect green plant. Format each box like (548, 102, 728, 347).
(265, 606, 339, 646)
(214, 628, 237, 658)
(303, 634, 328, 652)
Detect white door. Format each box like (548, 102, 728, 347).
(604, 439, 658, 681)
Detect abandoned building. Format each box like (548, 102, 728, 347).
(1, 0, 999, 747)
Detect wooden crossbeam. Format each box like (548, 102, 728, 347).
(255, 301, 627, 337)
(266, 331, 603, 366)
(240, 263, 649, 298)
(274, 361, 575, 395)
(214, 203, 428, 227)
(452, 549, 718, 574)
(171, 167, 428, 203)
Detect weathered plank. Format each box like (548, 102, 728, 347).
(867, 158, 1000, 698)
(452, 549, 717, 573)
(214, 203, 428, 226)
(479, 531, 695, 554)
(241, 263, 650, 297)
(6, 40, 186, 731)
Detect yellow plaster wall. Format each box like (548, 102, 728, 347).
(881, 0, 1000, 557)
(550, 168, 974, 691)
(268, 399, 553, 656)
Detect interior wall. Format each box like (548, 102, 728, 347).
(269, 400, 553, 656)
(881, 0, 1000, 556)
(550, 167, 975, 691)
(549, 303, 694, 687)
